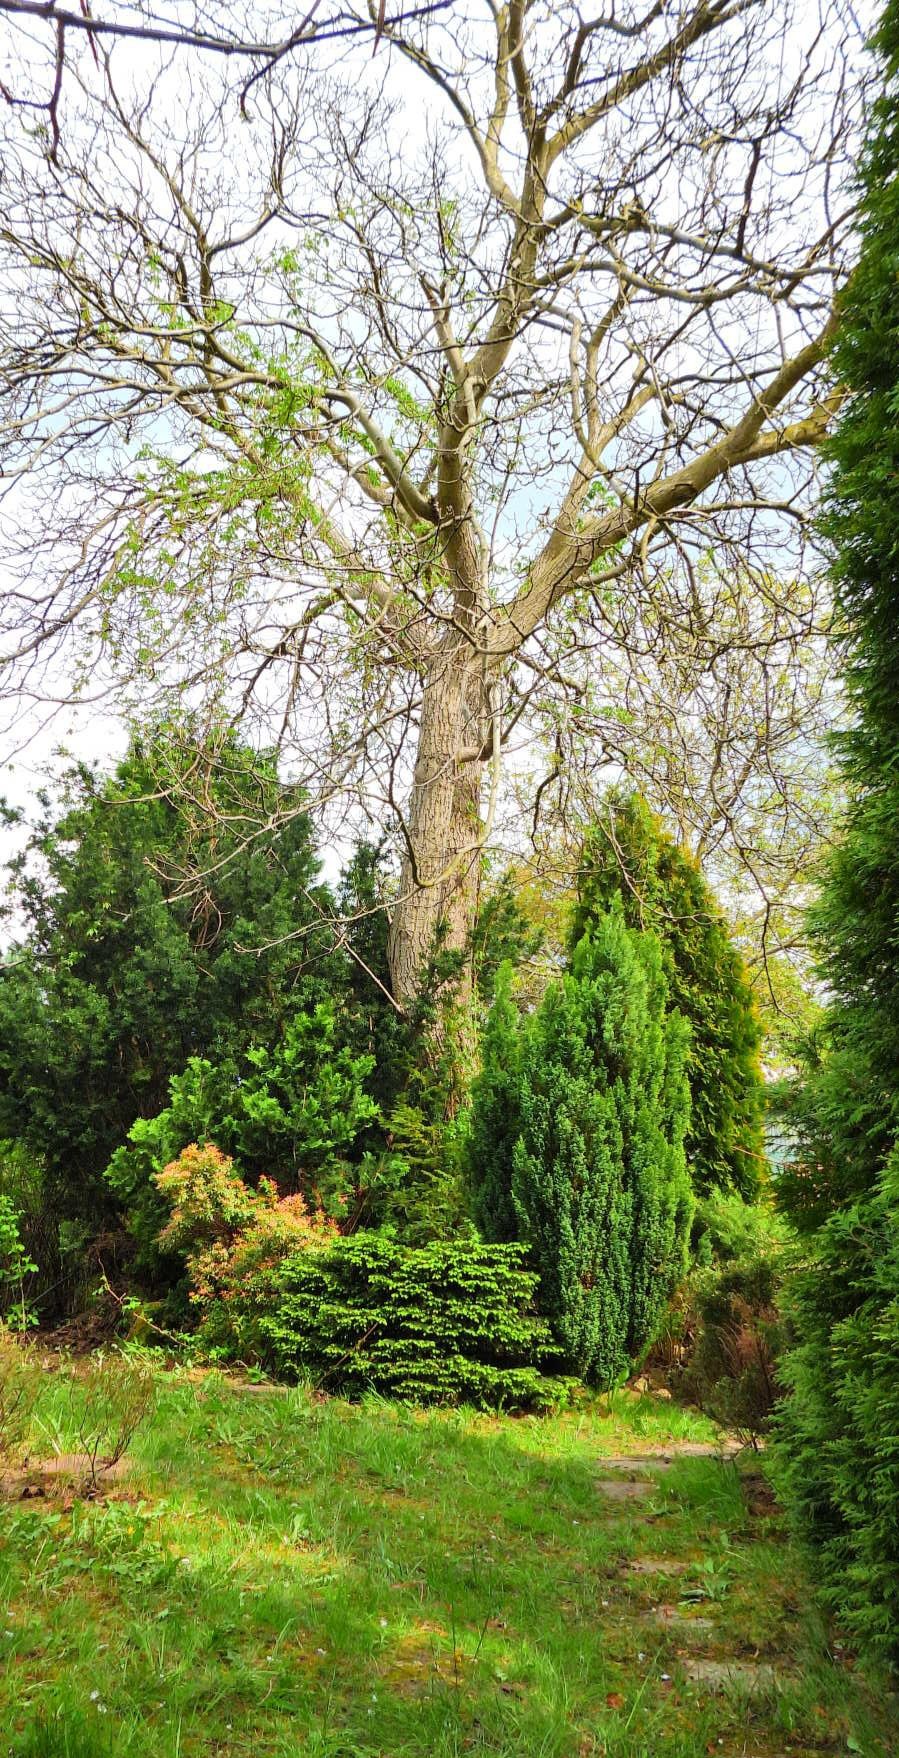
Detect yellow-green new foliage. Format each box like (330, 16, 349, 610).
(469, 904, 693, 1387)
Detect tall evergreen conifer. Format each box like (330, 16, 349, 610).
(468, 906, 693, 1386)
(573, 792, 764, 1198)
(775, 2, 899, 1671)
(0, 730, 337, 1222)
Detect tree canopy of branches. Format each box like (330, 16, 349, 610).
(774, 0, 899, 1674)
(0, 0, 861, 1014)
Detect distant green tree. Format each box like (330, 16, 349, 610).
(0, 727, 339, 1224)
(468, 906, 693, 1386)
(473, 869, 545, 1004)
(772, 0, 899, 1674)
(572, 791, 764, 1198)
(336, 839, 412, 1120)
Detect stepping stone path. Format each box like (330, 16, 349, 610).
(594, 1477, 654, 1501)
(652, 1604, 717, 1634)
(595, 1441, 795, 1707)
(681, 1657, 789, 1695)
(594, 1441, 739, 1501)
(598, 1443, 741, 1470)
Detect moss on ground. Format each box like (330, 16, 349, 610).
(0, 1361, 893, 1757)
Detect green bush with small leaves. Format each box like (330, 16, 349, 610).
(105, 1004, 378, 1272)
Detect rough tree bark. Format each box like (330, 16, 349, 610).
(387, 652, 486, 1012)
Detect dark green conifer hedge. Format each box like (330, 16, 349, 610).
(573, 791, 764, 1198)
(774, 0, 899, 1673)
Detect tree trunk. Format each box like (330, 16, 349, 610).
(387, 649, 485, 1017)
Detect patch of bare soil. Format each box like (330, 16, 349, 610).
(1, 1453, 130, 1500)
(37, 1298, 123, 1355)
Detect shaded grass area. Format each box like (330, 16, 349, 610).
(1, 1363, 892, 1757)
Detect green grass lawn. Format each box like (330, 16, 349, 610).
(1, 1359, 893, 1758)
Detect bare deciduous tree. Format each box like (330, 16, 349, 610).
(0, 0, 862, 1013)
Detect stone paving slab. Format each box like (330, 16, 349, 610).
(598, 1444, 741, 1470)
(622, 1557, 691, 1576)
(681, 1658, 789, 1695)
(594, 1477, 654, 1501)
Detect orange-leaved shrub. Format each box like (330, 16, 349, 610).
(155, 1143, 334, 1356)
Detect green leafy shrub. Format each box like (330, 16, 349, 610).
(468, 905, 694, 1387)
(692, 1188, 787, 1269)
(473, 866, 546, 1003)
(0, 727, 341, 1229)
(374, 1101, 467, 1244)
(573, 791, 765, 1198)
(0, 1142, 93, 1327)
(258, 1232, 560, 1411)
(104, 1058, 233, 1271)
(0, 1193, 38, 1331)
(105, 1004, 378, 1269)
(231, 1008, 379, 1203)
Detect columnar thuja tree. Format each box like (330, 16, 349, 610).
(0, 3, 859, 1014)
(573, 792, 765, 1198)
(468, 909, 693, 1387)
